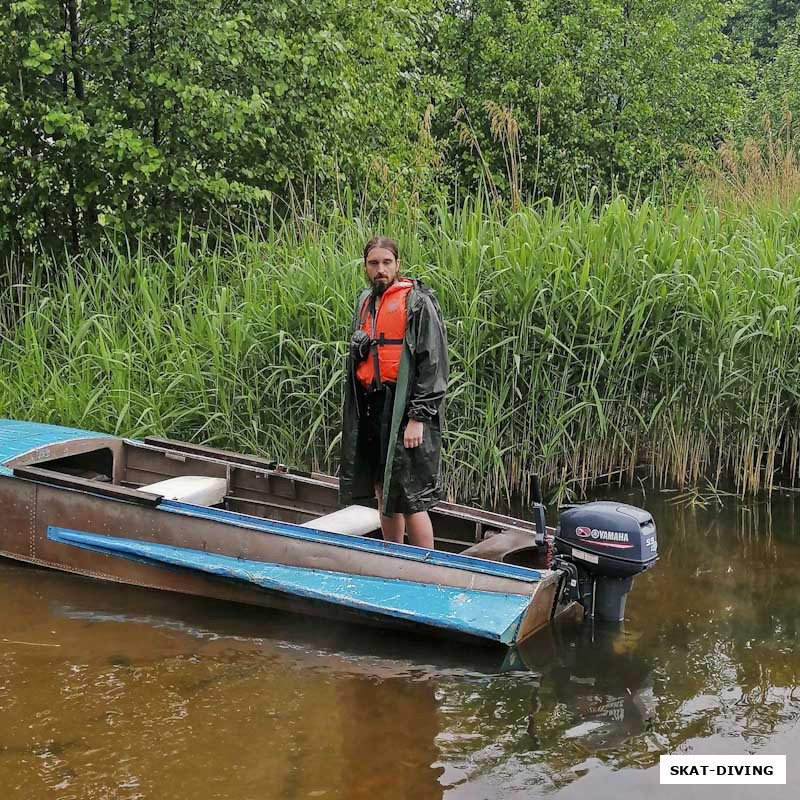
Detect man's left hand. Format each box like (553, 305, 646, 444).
(404, 419, 424, 448)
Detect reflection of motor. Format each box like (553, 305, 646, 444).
(520, 619, 656, 752)
(552, 502, 658, 622)
(350, 330, 373, 363)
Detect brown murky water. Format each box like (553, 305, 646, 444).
(1, 492, 799, 799)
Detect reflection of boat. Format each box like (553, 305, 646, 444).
(0, 561, 498, 678)
(0, 419, 658, 648)
(1, 561, 449, 800)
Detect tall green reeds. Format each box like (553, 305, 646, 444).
(2, 193, 800, 505)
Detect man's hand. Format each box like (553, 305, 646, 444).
(404, 419, 424, 448)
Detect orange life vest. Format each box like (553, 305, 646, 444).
(355, 279, 413, 389)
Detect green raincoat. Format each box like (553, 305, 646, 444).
(339, 280, 448, 515)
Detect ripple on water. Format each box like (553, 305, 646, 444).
(1, 494, 799, 799)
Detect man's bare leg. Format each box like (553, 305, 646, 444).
(375, 485, 405, 543)
(405, 511, 434, 549)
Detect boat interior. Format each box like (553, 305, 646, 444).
(8, 434, 546, 567)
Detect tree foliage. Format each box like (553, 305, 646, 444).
(751, 9, 800, 124)
(728, 0, 800, 61)
(0, 0, 792, 254)
(0, 0, 436, 251)
(437, 0, 747, 196)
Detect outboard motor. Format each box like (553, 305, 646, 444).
(553, 501, 657, 622)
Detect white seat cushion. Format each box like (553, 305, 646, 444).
(140, 476, 227, 507)
(301, 505, 381, 536)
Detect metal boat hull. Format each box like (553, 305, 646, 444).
(0, 419, 561, 646)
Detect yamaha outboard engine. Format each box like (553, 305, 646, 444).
(553, 502, 658, 622)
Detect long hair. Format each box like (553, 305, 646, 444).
(363, 236, 399, 263)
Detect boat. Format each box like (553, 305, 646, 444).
(0, 418, 658, 647)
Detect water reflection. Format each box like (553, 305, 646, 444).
(510, 620, 656, 753)
(0, 565, 455, 800)
(335, 677, 443, 800)
(1, 493, 799, 799)
(55, 584, 449, 799)
(432, 495, 800, 796)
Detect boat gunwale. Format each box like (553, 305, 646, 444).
(124, 440, 550, 540)
(1, 422, 552, 586)
(156, 499, 550, 584)
(2, 466, 551, 587)
(2, 425, 542, 537)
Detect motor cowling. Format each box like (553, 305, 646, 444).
(553, 501, 658, 622)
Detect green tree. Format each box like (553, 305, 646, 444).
(728, 0, 800, 62)
(438, 0, 747, 196)
(0, 0, 437, 254)
(755, 10, 800, 121)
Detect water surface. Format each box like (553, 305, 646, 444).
(1, 492, 798, 798)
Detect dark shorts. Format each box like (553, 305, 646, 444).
(359, 384, 395, 486)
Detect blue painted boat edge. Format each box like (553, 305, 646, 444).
(47, 527, 529, 644)
(0, 418, 119, 471)
(157, 499, 544, 585)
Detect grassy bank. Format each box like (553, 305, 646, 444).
(2, 193, 799, 504)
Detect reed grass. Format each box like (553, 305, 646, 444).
(2, 192, 800, 506)
(692, 111, 800, 211)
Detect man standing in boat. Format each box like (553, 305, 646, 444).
(339, 236, 448, 549)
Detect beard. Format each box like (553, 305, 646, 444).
(371, 277, 391, 295)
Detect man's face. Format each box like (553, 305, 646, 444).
(364, 247, 400, 295)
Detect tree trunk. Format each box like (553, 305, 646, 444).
(66, 0, 84, 101)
